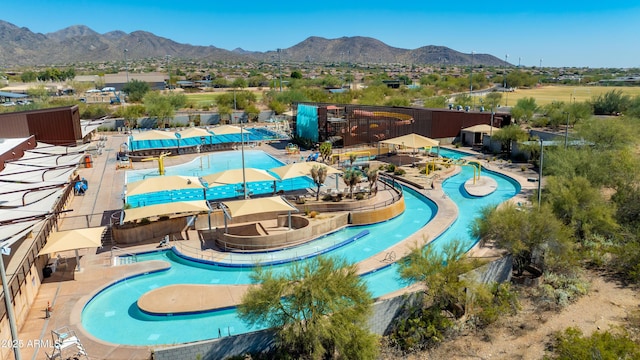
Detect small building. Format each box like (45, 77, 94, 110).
(0, 106, 90, 145)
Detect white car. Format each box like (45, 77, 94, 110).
(1, 102, 16, 107)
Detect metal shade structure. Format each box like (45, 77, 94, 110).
(270, 161, 341, 180)
(123, 200, 210, 223)
(202, 168, 277, 185)
(222, 196, 298, 218)
(210, 125, 251, 135)
(379, 133, 440, 149)
(130, 130, 179, 141)
(126, 175, 204, 196)
(176, 127, 214, 139)
(38, 226, 106, 271)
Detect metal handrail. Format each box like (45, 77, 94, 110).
(110, 246, 138, 265)
(383, 251, 396, 262)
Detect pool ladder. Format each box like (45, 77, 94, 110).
(382, 251, 396, 263)
(110, 246, 138, 266)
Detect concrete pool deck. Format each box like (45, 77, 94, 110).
(16, 133, 538, 360)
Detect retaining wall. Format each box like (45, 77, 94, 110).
(152, 255, 513, 359)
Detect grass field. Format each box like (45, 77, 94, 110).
(185, 90, 265, 107)
(182, 85, 640, 109)
(499, 85, 640, 107)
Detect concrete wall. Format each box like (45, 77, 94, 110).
(215, 216, 312, 251)
(152, 255, 513, 360)
(209, 214, 350, 252)
(112, 217, 188, 245)
(101, 110, 277, 130)
(350, 196, 405, 225)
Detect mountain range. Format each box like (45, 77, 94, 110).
(0, 20, 507, 67)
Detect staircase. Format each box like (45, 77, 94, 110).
(101, 225, 114, 246)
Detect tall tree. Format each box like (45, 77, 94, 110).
(310, 165, 328, 200)
(122, 79, 151, 102)
(491, 124, 528, 157)
(319, 142, 332, 163)
(342, 168, 361, 198)
(510, 97, 538, 123)
(472, 203, 574, 275)
(143, 91, 175, 128)
(544, 176, 619, 241)
(366, 168, 379, 196)
(238, 256, 378, 360)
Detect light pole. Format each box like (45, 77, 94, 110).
(0, 247, 22, 360)
(538, 138, 544, 209)
(470, 51, 474, 110)
(503, 54, 509, 89)
(124, 49, 129, 83)
(240, 125, 247, 199)
(564, 112, 570, 149)
(277, 48, 283, 92)
(166, 55, 172, 92)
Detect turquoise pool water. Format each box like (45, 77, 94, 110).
(82, 148, 520, 346)
(125, 150, 315, 207)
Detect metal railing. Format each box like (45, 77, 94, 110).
(110, 246, 138, 266)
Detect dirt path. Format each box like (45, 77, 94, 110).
(412, 272, 639, 359)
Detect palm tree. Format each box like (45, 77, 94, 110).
(342, 168, 361, 198)
(310, 165, 328, 200)
(366, 168, 379, 196)
(349, 153, 358, 167)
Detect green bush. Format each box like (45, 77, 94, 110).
(355, 193, 365, 200)
(394, 168, 406, 176)
(546, 327, 640, 360)
(385, 163, 396, 172)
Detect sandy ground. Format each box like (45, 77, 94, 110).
(381, 271, 639, 359)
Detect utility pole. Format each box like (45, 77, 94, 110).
(277, 48, 283, 92)
(564, 112, 570, 149)
(538, 139, 544, 209)
(166, 55, 171, 92)
(124, 49, 129, 83)
(470, 51, 474, 110)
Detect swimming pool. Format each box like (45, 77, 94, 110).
(81, 158, 519, 346)
(125, 150, 315, 207)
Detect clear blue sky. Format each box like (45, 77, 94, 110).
(4, 1, 640, 68)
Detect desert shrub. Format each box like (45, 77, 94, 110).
(388, 305, 453, 354)
(158, 215, 170, 221)
(322, 194, 333, 201)
(394, 168, 406, 176)
(139, 218, 151, 225)
(355, 193, 365, 200)
(309, 211, 318, 218)
(385, 163, 396, 172)
(531, 272, 589, 310)
(468, 282, 520, 329)
(546, 327, 640, 360)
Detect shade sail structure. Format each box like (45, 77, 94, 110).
(32, 142, 93, 155)
(38, 227, 105, 255)
(0, 163, 77, 183)
(462, 124, 501, 134)
(380, 133, 440, 149)
(123, 200, 210, 223)
(176, 127, 214, 139)
(126, 175, 204, 196)
(270, 161, 341, 180)
(130, 130, 179, 141)
(209, 125, 251, 135)
(222, 196, 298, 218)
(14, 152, 85, 167)
(202, 168, 277, 185)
